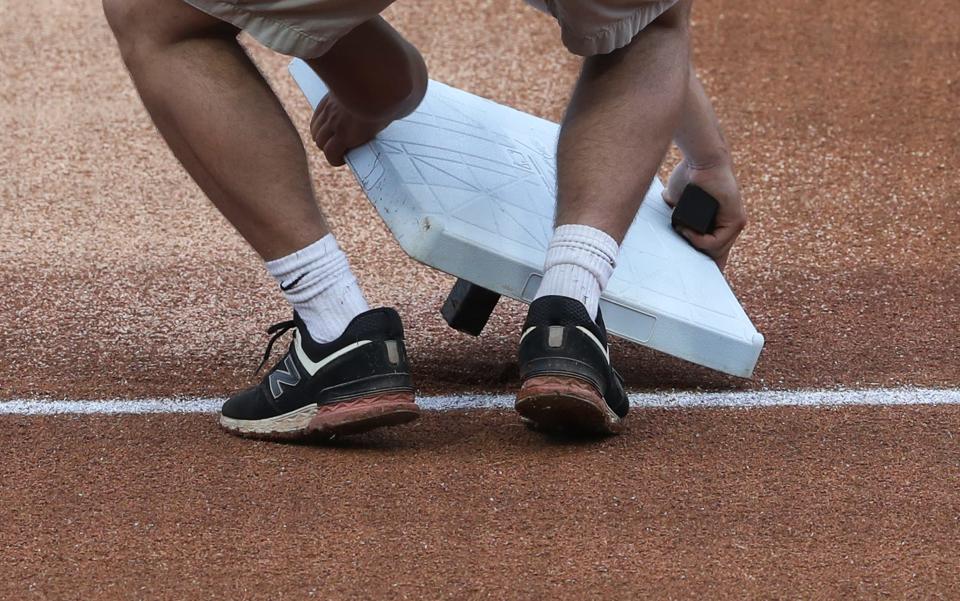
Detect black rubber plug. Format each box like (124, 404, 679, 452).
(671, 184, 719, 235)
(440, 279, 501, 336)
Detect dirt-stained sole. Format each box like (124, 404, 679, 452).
(515, 375, 623, 435)
(310, 393, 420, 438)
(219, 391, 420, 441)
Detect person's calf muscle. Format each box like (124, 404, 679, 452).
(555, 18, 690, 241)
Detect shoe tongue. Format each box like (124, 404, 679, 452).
(292, 311, 309, 334)
(290, 310, 364, 363)
(290, 312, 326, 361)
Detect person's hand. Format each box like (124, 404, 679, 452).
(310, 94, 395, 166)
(662, 158, 747, 271)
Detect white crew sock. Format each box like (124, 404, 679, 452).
(534, 224, 619, 320)
(265, 234, 369, 343)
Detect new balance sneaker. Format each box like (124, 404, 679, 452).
(220, 308, 419, 440)
(515, 296, 629, 434)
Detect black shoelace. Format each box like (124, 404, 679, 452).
(254, 320, 297, 374)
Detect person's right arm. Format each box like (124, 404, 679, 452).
(663, 70, 747, 271)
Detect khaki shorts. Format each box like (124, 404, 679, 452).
(525, 0, 678, 56)
(181, 0, 394, 58)
(181, 0, 677, 59)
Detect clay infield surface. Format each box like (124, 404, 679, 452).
(1, 0, 959, 599)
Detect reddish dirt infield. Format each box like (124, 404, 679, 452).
(4, 408, 960, 599)
(1, 0, 959, 598)
(1, 0, 957, 398)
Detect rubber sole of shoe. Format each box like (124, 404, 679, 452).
(219, 391, 419, 441)
(515, 375, 623, 435)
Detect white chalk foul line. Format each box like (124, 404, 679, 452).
(1, 388, 959, 415)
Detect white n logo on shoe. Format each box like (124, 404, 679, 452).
(293, 330, 372, 377)
(269, 355, 301, 399)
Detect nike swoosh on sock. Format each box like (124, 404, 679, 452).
(280, 274, 306, 291)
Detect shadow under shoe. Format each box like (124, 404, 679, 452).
(220, 308, 419, 441)
(516, 296, 629, 435)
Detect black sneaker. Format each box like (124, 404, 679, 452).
(515, 296, 629, 434)
(220, 308, 419, 440)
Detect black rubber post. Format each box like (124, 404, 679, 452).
(440, 279, 501, 336)
(671, 184, 719, 235)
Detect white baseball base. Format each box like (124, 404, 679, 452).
(289, 59, 764, 377)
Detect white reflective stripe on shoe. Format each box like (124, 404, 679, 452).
(576, 326, 610, 364)
(293, 331, 372, 377)
(521, 325, 609, 364)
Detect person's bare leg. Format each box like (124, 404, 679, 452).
(532, 1, 692, 317)
(103, 2, 426, 260)
(104, 0, 425, 343)
(554, 1, 692, 243)
(518, 3, 695, 435)
(663, 69, 746, 270)
(103, 0, 330, 260)
(104, 0, 427, 438)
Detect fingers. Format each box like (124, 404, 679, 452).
(662, 160, 690, 208)
(677, 219, 745, 272)
(661, 188, 678, 208)
(677, 227, 726, 271)
(310, 96, 329, 143)
(314, 120, 338, 165)
(315, 122, 333, 153)
(676, 227, 714, 251)
(313, 120, 332, 151)
(311, 110, 334, 156)
(677, 225, 739, 254)
(323, 137, 347, 166)
(310, 96, 347, 165)
(311, 98, 344, 164)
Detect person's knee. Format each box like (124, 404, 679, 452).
(648, 0, 693, 31)
(103, 0, 234, 60)
(102, 0, 147, 48)
(609, 0, 690, 56)
(103, 0, 178, 63)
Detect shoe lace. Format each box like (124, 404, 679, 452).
(254, 320, 297, 374)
